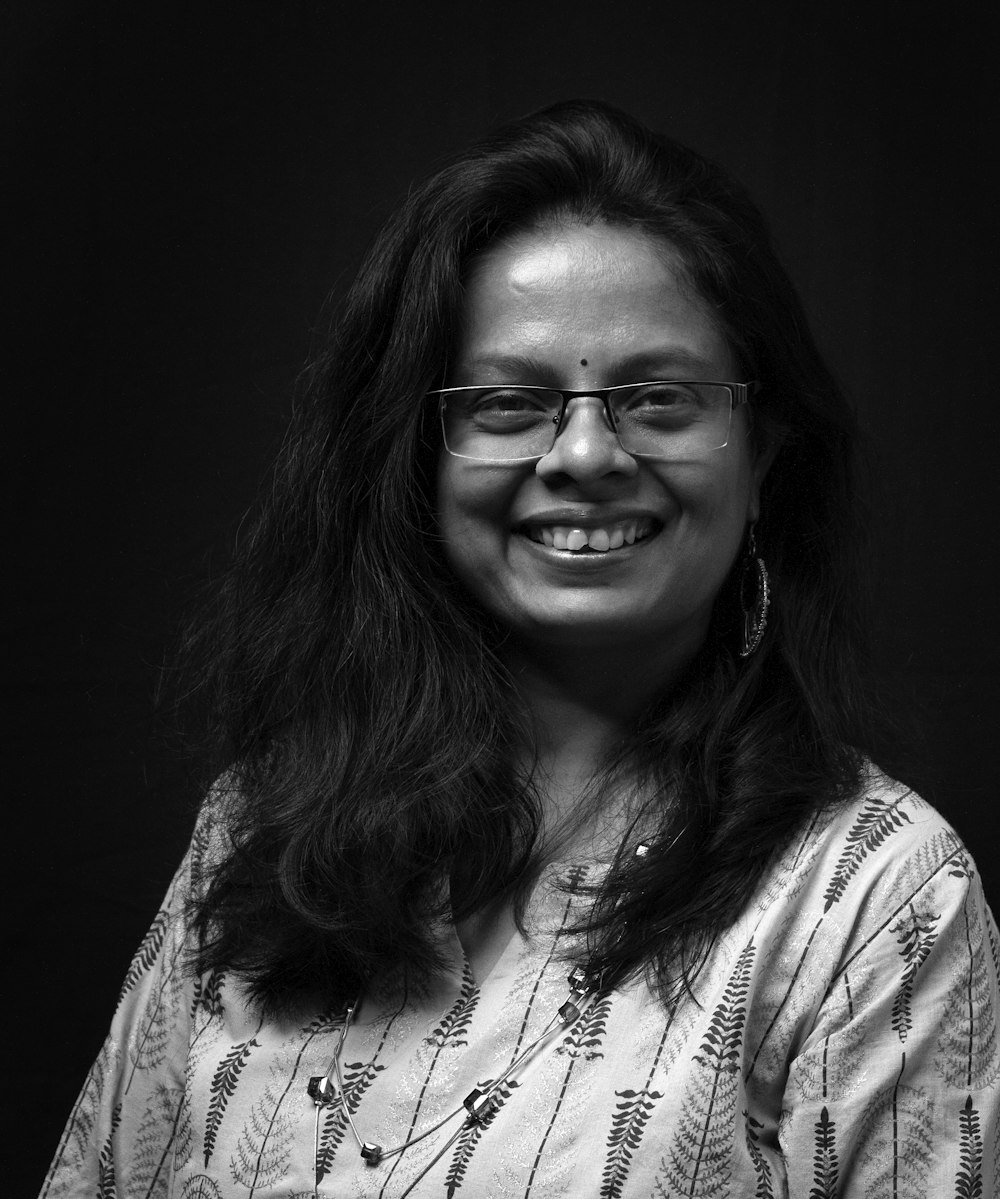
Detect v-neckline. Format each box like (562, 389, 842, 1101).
(452, 859, 604, 989)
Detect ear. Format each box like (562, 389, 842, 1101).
(745, 440, 779, 524)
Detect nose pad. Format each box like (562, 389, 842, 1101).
(536, 396, 638, 482)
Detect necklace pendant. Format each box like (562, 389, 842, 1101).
(567, 964, 589, 991)
(360, 1142, 384, 1165)
(558, 998, 581, 1023)
(464, 1087, 498, 1123)
(307, 1076, 340, 1107)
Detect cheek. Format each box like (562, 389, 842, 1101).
(667, 462, 754, 584)
(435, 461, 516, 583)
(662, 454, 754, 529)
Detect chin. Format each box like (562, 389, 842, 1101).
(514, 613, 670, 652)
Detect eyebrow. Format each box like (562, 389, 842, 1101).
(453, 353, 547, 381)
(454, 348, 727, 382)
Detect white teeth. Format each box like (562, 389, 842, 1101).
(526, 519, 655, 552)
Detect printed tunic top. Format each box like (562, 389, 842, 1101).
(42, 770, 1000, 1197)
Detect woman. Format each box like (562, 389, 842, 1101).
(42, 100, 999, 1197)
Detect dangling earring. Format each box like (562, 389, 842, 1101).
(739, 524, 770, 658)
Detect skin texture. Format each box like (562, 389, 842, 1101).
(438, 221, 773, 978)
(437, 220, 770, 683)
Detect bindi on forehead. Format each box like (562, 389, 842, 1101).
(580, 358, 588, 366)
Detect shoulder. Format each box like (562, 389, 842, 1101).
(751, 766, 988, 950)
(815, 766, 972, 905)
(159, 772, 241, 913)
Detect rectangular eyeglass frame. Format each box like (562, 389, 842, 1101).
(429, 380, 760, 463)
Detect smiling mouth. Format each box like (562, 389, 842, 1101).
(519, 517, 660, 554)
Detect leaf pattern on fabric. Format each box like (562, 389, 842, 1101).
(895, 829, 964, 898)
(599, 1086, 665, 1199)
(823, 796, 912, 911)
(808, 1105, 838, 1199)
(203, 1036, 260, 1166)
(40, 778, 1000, 1199)
(988, 911, 1000, 990)
(556, 995, 613, 1061)
(693, 941, 755, 1075)
(126, 955, 183, 1084)
(525, 1047, 586, 1195)
(62, 1037, 120, 1169)
(301, 1007, 345, 1037)
(97, 1104, 123, 1199)
(171, 973, 233, 1176)
(179, 1174, 223, 1198)
(186, 809, 217, 900)
(753, 808, 831, 915)
(744, 1111, 775, 1199)
(173, 1088, 196, 1175)
(955, 1095, 984, 1199)
(373, 965, 484, 1197)
(124, 1081, 182, 1199)
(228, 1073, 295, 1192)
(935, 897, 1000, 1090)
(992, 1092, 1000, 1199)
(523, 992, 615, 1195)
(891, 904, 940, 1043)
(948, 849, 973, 881)
(444, 893, 583, 1198)
(655, 940, 755, 1198)
(600, 1015, 672, 1199)
(443, 1078, 517, 1196)
(426, 962, 480, 1049)
(117, 911, 170, 1009)
(654, 1064, 735, 1198)
(746, 914, 836, 1085)
(314, 1059, 386, 1183)
(858, 1076, 935, 1199)
(789, 971, 869, 1105)
(190, 970, 226, 1026)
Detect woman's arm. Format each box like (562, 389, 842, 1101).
(781, 839, 1000, 1197)
(39, 809, 216, 1199)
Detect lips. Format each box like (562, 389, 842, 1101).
(519, 516, 660, 553)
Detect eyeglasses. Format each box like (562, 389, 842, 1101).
(430, 380, 759, 463)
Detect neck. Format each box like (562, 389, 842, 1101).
(503, 637, 688, 851)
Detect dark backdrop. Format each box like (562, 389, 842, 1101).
(9, 4, 998, 1191)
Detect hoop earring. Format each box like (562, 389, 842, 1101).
(739, 525, 770, 658)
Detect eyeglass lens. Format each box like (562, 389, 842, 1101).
(440, 383, 735, 462)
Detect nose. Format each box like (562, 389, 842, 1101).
(534, 396, 639, 485)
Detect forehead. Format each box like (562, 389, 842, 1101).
(454, 221, 736, 379)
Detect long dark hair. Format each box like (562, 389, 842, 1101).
(186, 100, 875, 1013)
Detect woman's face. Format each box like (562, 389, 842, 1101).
(436, 221, 770, 664)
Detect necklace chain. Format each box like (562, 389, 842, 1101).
(307, 843, 648, 1184)
(307, 962, 599, 1168)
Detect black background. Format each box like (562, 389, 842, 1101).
(9, 4, 998, 1192)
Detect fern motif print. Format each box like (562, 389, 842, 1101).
(41, 772, 1000, 1198)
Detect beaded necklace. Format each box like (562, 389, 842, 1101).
(307, 961, 600, 1187)
(306, 844, 649, 1194)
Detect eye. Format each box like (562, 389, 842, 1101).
(614, 382, 710, 429)
(448, 387, 555, 435)
(469, 388, 548, 415)
(623, 382, 701, 410)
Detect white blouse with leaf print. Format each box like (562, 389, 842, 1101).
(41, 768, 1000, 1198)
